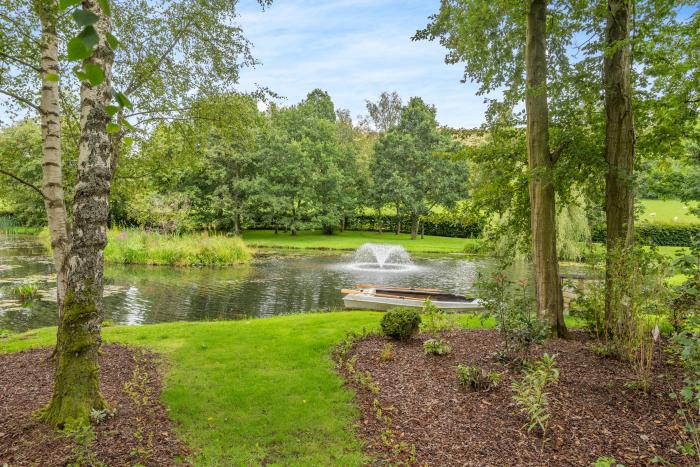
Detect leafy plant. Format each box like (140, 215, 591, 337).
(593, 456, 623, 467)
(61, 425, 105, 467)
(11, 283, 39, 302)
(669, 321, 700, 463)
(423, 338, 451, 356)
(420, 299, 456, 337)
(476, 271, 548, 360)
(380, 307, 421, 341)
(511, 353, 560, 444)
(456, 364, 502, 391)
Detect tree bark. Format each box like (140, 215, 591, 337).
(41, 0, 114, 427)
(410, 215, 419, 240)
(395, 202, 401, 235)
(525, 0, 567, 337)
(35, 0, 70, 313)
(603, 0, 635, 331)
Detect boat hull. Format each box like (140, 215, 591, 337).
(343, 293, 484, 312)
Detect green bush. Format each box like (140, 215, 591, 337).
(592, 222, 700, 247)
(456, 364, 503, 391)
(423, 338, 451, 355)
(380, 307, 421, 341)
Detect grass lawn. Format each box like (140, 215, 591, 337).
(242, 230, 484, 254)
(639, 199, 699, 224)
(2, 311, 585, 465)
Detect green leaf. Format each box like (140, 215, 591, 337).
(72, 9, 99, 27)
(123, 137, 134, 146)
(106, 123, 121, 134)
(45, 73, 60, 82)
(121, 119, 135, 131)
(67, 37, 91, 61)
(59, 0, 81, 11)
(97, 0, 111, 16)
(78, 25, 100, 51)
(114, 91, 133, 110)
(105, 105, 120, 117)
(83, 63, 105, 86)
(105, 32, 119, 50)
(74, 69, 89, 81)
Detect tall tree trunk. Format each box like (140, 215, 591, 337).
(395, 202, 401, 235)
(41, 0, 114, 427)
(377, 207, 382, 234)
(410, 215, 419, 240)
(35, 0, 70, 313)
(420, 220, 425, 239)
(604, 0, 635, 331)
(233, 212, 241, 236)
(525, 0, 567, 337)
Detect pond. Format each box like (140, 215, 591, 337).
(1, 234, 503, 332)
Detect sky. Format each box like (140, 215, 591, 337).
(234, 0, 488, 128)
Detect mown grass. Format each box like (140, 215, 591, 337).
(0, 312, 587, 465)
(639, 199, 699, 224)
(242, 229, 485, 254)
(103, 229, 252, 266)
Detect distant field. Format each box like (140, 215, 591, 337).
(638, 199, 699, 224)
(242, 230, 483, 254)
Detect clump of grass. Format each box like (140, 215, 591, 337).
(104, 229, 252, 266)
(12, 283, 39, 302)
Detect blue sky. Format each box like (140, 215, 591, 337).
(234, 0, 488, 128)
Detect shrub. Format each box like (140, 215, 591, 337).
(456, 364, 502, 391)
(670, 322, 700, 462)
(420, 300, 456, 337)
(380, 343, 394, 362)
(592, 222, 700, 247)
(423, 338, 451, 355)
(380, 308, 421, 341)
(512, 353, 560, 443)
(476, 271, 547, 360)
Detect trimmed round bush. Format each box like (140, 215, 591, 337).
(381, 307, 421, 341)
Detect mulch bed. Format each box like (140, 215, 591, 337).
(0, 344, 188, 466)
(338, 330, 693, 466)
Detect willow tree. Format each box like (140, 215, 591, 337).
(416, 0, 572, 336)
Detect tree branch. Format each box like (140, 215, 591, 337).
(550, 141, 568, 164)
(0, 51, 42, 73)
(0, 168, 48, 200)
(0, 88, 40, 112)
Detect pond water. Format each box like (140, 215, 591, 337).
(0, 234, 503, 332)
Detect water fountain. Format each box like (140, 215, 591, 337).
(348, 243, 415, 272)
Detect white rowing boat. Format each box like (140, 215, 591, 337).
(341, 284, 484, 312)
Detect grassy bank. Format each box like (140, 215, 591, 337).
(242, 230, 485, 254)
(639, 199, 699, 224)
(103, 229, 252, 266)
(0, 312, 588, 465)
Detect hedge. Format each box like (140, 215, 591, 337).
(592, 222, 700, 247)
(346, 214, 482, 238)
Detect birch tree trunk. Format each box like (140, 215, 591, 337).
(604, 0, 635, 331)
(525, 0, 567, 337)
(42, 0, 114, 427)
(35, 0, 70, 312)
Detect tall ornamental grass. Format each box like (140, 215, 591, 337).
(104, 229, 252, 266)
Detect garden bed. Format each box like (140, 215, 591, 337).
(0, 345, 187, 466)
(338, 330, 690, 466)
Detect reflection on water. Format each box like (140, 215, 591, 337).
(0, 234, 541, 332)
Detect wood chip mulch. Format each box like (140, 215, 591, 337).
(0, 344, 188, 466)
(338, 330, 695, 466)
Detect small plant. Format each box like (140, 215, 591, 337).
(456, 364, 502, 391)
(380, 342, 394, 362)
(511, 353, 560, 445)
(475, 271, 547, 360)
(420, 299, 456, 337)
(90, 407, 116, 424)
(423, 338, 451, 355)
(380, 307, 421, 341)
(669, 321, 700, 463)
(61, 425, 105, 467)
(593, 456, 622, 467)
(11, 283, 39, 302)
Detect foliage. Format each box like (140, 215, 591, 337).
(423, 338, 451, 356)
(592, 223, 700, 247)
(476, 271, 547, 359)
(671, 236, 700, 327)
(670, 321, 700, 462)
(104, 229, 251, 266)
(455, 364, 502, 391)
(11, 284, 39, 302)
(420, 300, 456, 337)
(511, 353, 560, 443)
(380, 307, 421, 341)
